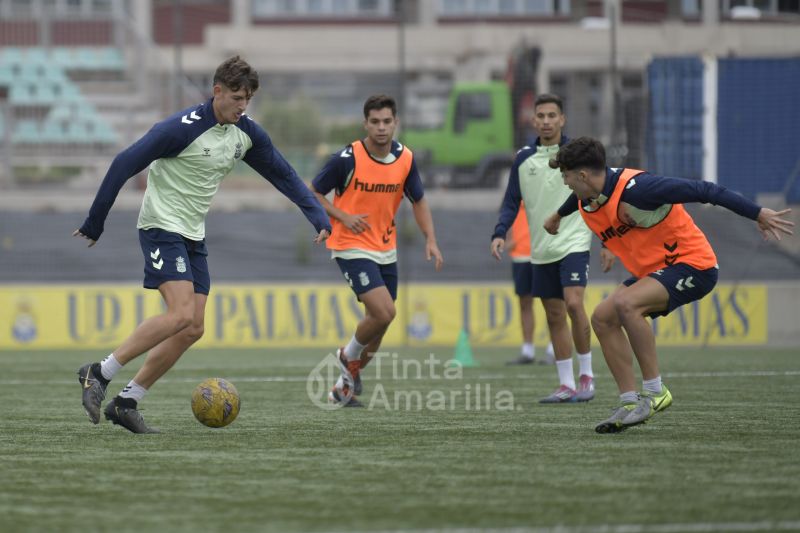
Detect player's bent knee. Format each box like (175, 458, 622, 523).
(171, 311, 195, 333)
(384, 306, 397, 325)
(375, 304, 396, 326)
(590, 312, 607, 334)
(591, 306, 618, 333)
(183, 324, 204, 343)
(611, 292, 639, 319)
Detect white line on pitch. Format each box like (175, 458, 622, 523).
(1, 369, 799, 386)
(335, 519, 800, 533)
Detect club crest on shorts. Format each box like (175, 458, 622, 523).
(176, 256, 187, 273)
(358, 271, 369, 287)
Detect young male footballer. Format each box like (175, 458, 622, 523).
(74, 56, 331, 432)
(311, 94, 443, 407)
(544, 136, 793, 433)
(492, 94, 612, 404)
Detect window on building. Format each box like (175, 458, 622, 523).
(442, 0, 468, 13)
(91, 0, 112, 12)
(252, 0, 394, 18)
(498, 0, 516, 12)
(682, 0, 700, 17)
(332, 0, 349, 13)
(723, 0, 800, 15)
(523, 0, 549, 14)
(278, 0, 296, 12)
(358, 0, 380, 12)
(9, 0, 33, 15)
(437, 0, 567, 17)
(474, 0, 493, 13)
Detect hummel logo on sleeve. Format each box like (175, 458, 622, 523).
(181, 111, 201, 124)
(340, 148, 352, 158)
(625, 178, 637, 189)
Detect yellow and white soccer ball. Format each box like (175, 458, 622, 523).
(191, 378, 241, 428)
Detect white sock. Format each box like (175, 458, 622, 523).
(520, 343, 534, 358)
(620, 391, 639, 403)
(556, 358, 576, 390)
(100, 353, 122, 381)
(577, 352, 593, 378)
(643, 376, 663, 395)
(118, 380, 147, 402)
(344, 335, 367, 361)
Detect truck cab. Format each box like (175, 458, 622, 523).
(403, 81, 514, 188)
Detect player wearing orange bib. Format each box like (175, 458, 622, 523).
(311, 94, 444, 407)
(544, 137, 793, 433)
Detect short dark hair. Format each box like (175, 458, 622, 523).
(549, 137, 606, 172)
(213, 56, 259, 97)
(363, 94, 397, 119)
(534, 93, 563, 113)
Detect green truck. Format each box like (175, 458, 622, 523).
(401, 45, 540, 189)
(402, 81, 515, 189)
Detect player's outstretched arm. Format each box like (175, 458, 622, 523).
(310, 187, 370, 235)
(756, 208, 794, 241)
(74, 127, 178, 246)
(411, 197, 443, 271)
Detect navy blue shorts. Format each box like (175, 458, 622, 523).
(512, 262, 534, 296)
(335, 258, 398, 301)
(623, 263, 719, 318)
(532, 251, 590, 299)
(138, 228, 210, 295)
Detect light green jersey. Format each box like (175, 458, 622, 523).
(137, 125, 252, 240)
(518, 143, 591, 264)
(80, 98, 330, 245)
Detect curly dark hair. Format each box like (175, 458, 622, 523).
(213, 56, 259, 97)
(549, 136, 606, 172)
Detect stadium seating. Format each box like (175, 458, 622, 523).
(0, 46, 124, 146)
(11, 119, 40, 144)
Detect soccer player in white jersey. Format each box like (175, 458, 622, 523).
(74, 56, 331, 433)
(491, 94, 615, 403)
